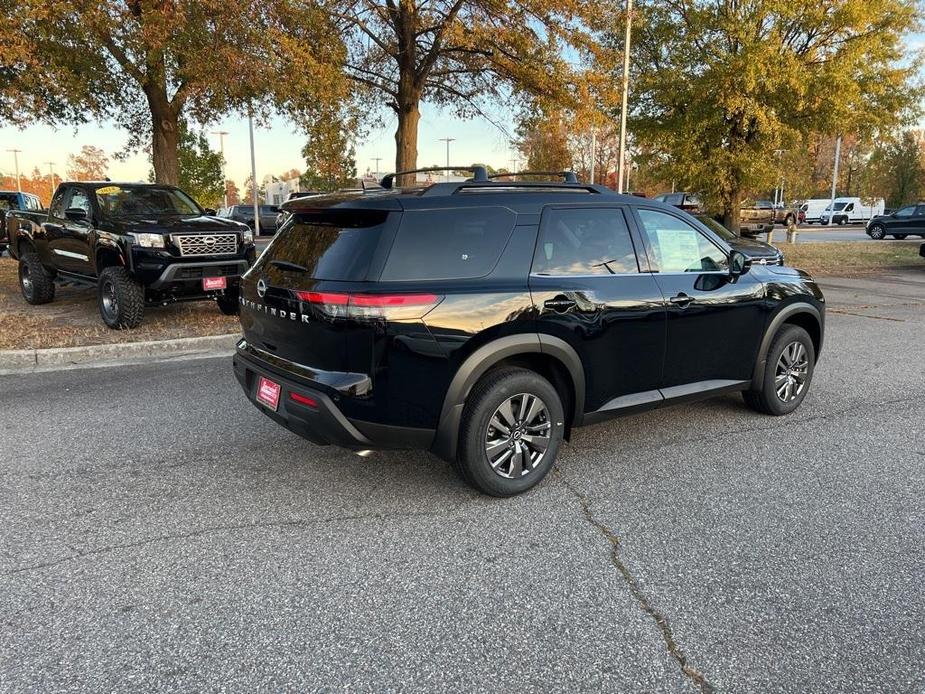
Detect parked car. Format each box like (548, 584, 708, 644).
(217, 204, 280, 235)
(865, 203, 925, 239)
(771, 203, 798, 226)
(737, 199, 776, 238)
(657, 192, 774, 238)
(799, 199, 834, 224)
(6, 182, 256, 328)
(653, 192, 702, 212)
(0, 191, 43, 255)
(694, 215, 784, 266)
(819, 197, 885, 225)
(233, 166, 825, 497)
(275, 191, 322, 231)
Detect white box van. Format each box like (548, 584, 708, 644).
(799, 199, 832, 224)
(819, 197, 885, 225)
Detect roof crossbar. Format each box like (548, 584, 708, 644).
(380, 165, 489, 189)
(487, 171, 579, 183)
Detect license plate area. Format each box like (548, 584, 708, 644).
(203, 276, 227, 291)
(256, 376, 281, 411)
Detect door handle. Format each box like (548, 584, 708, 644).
(544, 296, 577, 311)
(669, 292, 694, 308)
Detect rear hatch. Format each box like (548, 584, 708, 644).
(239, 198, 409, 376)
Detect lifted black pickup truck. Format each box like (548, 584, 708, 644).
(5, 182, 256, 328)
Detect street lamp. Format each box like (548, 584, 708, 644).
(439, 138, 455, 181)
(247, 110, 260, 236)
(616, 0, 633, 193)
(7, 149, 22, 193)
(372, 157, 382, 180)
(211, 130, 229, 207)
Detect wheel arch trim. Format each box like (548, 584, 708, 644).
(431, 334, 585, 462)
(751, 302, 823, 390)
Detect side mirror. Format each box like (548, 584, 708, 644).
(204, 208, 216, 216)
(730, 250, 751, 279)
(64, 207, 88, 223)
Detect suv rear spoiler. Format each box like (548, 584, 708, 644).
(380, 166, 489, 189)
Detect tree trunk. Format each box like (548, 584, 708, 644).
(394, 100, 420, 187)
(147, 88, 180, 185)
(723, 188, 743, 233)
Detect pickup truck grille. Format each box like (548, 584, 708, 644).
(174, 233, 238, 256)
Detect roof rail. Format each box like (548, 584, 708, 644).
(380, 165, 489, 189)
(487, 170, 579, 183)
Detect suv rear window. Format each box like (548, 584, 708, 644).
(268, 208, 389, 281)
(381, 207, 516, 281)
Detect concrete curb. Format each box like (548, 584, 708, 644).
(0, 333, 240, 374)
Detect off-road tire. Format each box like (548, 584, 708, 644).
(868, 224, 886, 240)
(455, 367, 565, 497)
(216, 289, 240, 316)
(97, 266, 145, 329)
(743, 325, 815, 416)
(18, 252, 56, 304)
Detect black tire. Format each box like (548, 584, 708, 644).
(455, 367, 565, 497)
(743, 325, 815, 416)
(97, 266, 145, 329)
(868, 224, 886, 240)
(216, 289, 240, 315)
(895, 234, 907, 240)
(18, 252, 56, 304)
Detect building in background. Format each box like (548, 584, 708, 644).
(264, 176, 301, 205)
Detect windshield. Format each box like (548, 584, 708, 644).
(826, 202, 847, 211)
(95, 185, 201, 217)
(695, 215, 736, 241)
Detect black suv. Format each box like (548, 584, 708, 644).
(233, 168, 825, 496)
(217, 204, 280, 235)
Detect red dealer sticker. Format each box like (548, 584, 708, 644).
(203, 276, 227, 291)
(256, 377, 281, 411)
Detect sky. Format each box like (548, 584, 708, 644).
(0, 101, 522, 187)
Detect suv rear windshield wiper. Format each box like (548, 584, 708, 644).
(270, 260, 309, 273)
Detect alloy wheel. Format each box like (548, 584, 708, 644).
(484, 393, 551, 479)
(101, 280, 118, 320)
(20, 263, 33, 299)
(775, 341, 809, 403)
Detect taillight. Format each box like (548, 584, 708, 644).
(289, 391, 318, 408)
(293, 291, 442, 320)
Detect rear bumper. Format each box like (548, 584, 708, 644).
(232, 341, 434, 451)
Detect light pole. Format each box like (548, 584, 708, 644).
(7, 149, 22, 192)
(439, 138, 455, 181)
(828, 136, 841, 227)
(372, 157, 382, 180)
(616, 0, 633, 193)
(590, 129, 596, 184)
(44, 161, 55, 203)
(247, 110, 260, 236)
(212, 130, 229, 207)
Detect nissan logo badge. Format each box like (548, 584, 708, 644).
(256, 278, 267, 298)
(203, 235, 216, 245)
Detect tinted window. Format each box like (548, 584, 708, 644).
(381, 207, 515, 281)
(664, 194, 682, 205)
(914, 206, 925, 217)
(260, 206, 279, 214)
(533, 207, 638, 275)
(895, 206, 915, 217)
(67, 189, 91, 214)
(638, 209, 728, 273)
(265, 208, 389, 281)
(95, 186, 199, 216)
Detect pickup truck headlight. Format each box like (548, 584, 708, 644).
(132, 233, 166, 249)
(240, 228, 254, 245)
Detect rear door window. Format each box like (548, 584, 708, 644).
(380, 207, 516, 281)
(533, 207, 639, 275)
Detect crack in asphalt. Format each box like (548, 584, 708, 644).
(554, 467, 715, 693)
(827, 309, 905, 322)
(4, 507, 464, 577)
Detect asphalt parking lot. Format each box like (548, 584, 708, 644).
(1, 269, 923, 693)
